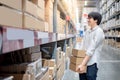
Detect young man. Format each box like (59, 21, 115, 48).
(77, 12, 105, 80)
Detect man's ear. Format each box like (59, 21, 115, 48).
(95, 20, 97, 23)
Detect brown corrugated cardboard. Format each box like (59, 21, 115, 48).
(23, 0, 38, 18)
(38, 0, 45, 10)
(24, 13, 45, 31)
(69, 63, 86, 73)
(44, 22, 49, 32)
(0, 6, 22, 28)
(24, 52, 41, 62)
(0, 58, 42, 76)
(0, 76, 13, 80)
(42, 59, 55, 67)
(0, 74, 34, 80)
(72, 49, 86, 57)
(49, 67, 55, 76)
(70, 56, 84, 64)
(24, 13, 37, 30)
(45, 0, 53, 32)
(56, 48, 62, 68)
(31, 0, 45, 10)
(0, 0, 22, 11)
(66, 46, 71, 57)
(26, 46, 40, 53)
(69, 63, 79, 72)
(76, 37, 83, 42)
(49, 75, 53, 80)
(40, 69, 49, 80)
(37, 7, 44, 20)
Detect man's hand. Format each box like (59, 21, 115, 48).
(76, 65, 87, 73)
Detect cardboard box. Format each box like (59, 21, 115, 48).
(38, 0, 45, 10)
(44, 22, 49, 32)
(40, 69, 49, 80)
(45, 0, 53, 32)
(31, 0, 45, 10)
(0, 0, 22, 11)
(69, 63, 86, 73)
(70, 56, 84, 64)
(45, 0, 53, 9)
(69, 63, 79, 72)
(72, 49, 86, 57)
(42, 59, 55, 67)
(49, 75, 53, 80)
(0, 6, 22, 28)
(66, 46, 71, 57)
(56, 48, 62, 68)
(24, 13, 45, 31)
(37, 7, 44, 20)
(76, 37, 83, 42)
(23, 0, 38, 18)
(49, 67, 55, 76)
(0, 74, 34, 80)
(0, 76, 13, 80)
(24, 13, 37, 30)
(26, 46, 40, 53)
(24, 52, 41, 62)
(0, 58, 42, 76)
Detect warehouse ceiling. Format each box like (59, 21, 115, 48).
(77, 0, 97, 20)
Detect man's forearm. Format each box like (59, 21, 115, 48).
(81, 55, 91, 66)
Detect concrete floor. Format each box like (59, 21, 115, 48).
(62, 43, 120, 80)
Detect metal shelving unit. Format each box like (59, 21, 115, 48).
(0, 1, 76, 54)
(97, 0, 120, 80)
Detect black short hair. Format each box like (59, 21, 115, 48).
(88, 12, 102, 25)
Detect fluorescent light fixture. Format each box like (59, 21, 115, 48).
(84, 1, 88, 6)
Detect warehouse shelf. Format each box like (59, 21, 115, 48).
(104, 25, 120, 31)
(100, 0, 107, 9)
(108, 11, 120, 20)
(102, 10, 107, 15)
(0, 26, 75, 54)
(101, 20, 107, 24)
(105, 35, 120, 38)
(57, 0, 76, 31)
(107, 1, 115, 11)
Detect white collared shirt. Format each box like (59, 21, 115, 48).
(80, 26, 105, 66)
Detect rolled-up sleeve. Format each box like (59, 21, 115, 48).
(86, 30, 105, 56)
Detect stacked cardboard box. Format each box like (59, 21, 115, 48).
(56, 47, 62, 68)
(0, 50, 42, 64)
(0, 0, 22, 11)
(76, 37, 83, 42)
(0, 0, 46, 31)
(66, 46, 71, 57)
(23, 0, 45, 21)
(31, 0, 45, 21)
(0, 6, 22, 28)
(42, 59, 56, 80)
(24, 13, 45, 31)
(0, 76, 13, 80)
(0, 67, 49, 80)
(0, 58, 42, 76)
(0, 74, 33, 80)
(57, 10, 66, 33)
(45, 0, 53, 32)
(70, 49, 86, 72)
(44, 22, 49, 32)
(39, 68, 49, 80)
(23, 0, 45, 31)
(56, 51, 66, 80)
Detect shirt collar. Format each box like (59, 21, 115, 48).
(90, 26, 99, 32)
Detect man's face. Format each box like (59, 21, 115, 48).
(87, 17, 97, 27)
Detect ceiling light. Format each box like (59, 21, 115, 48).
(84, 1, 88, 6)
